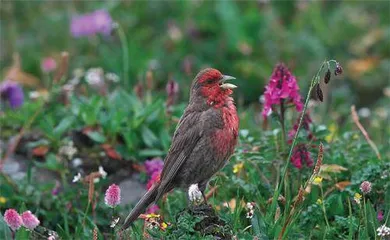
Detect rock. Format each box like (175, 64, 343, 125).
(118, 175, 146, 206)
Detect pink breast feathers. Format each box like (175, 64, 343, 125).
(212, 100, 239, 158)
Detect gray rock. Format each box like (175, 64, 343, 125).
(119, 176, 146, 206)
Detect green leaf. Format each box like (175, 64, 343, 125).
(139, 149, 165, 157)
(141, 126, 159, 148)
(53, 116, 75, 136)
(85, 131, 107, 143)
(0, 213, 12, 240)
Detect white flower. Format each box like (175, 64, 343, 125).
(99, 166, 107, 179)
(105, 73, 119, 83)
(377, 224, 390, 237)
(72, 173, 82, 183)
(59, 141, 78, 160)
(29, 91, 40, 100)
(358, 107, 371, 118)
(246, 202, 255, 210)
(110, 217, 120, 228)
(85, 68, 104, 86)
(72, 158, 83, 168)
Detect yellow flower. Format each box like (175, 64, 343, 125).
(325, 123, 337, 143)
(313, 177, 323, 185)
(354, 193, 362, 204)
(146, 213, 160, 219)
(0, 196, 6, 204)
(233, 162, 244, 174)
(316, 199, 323, 205)
(161, 222, 168, 230)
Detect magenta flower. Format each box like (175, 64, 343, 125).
(105, 184, 121, 207)
(70, 9, 113, 37)
(146, 204, 160, 214)
(291, 144, 313, 169)
(262, 63, 303, 119)
(288, 112, 314, 144)
(0, 80, 24, 109)
(21, 211, 40, 230)
(3, 209, 22, 231)
(166, 80, 179, 98)
(147, 171, 161, 190)
(378, 210, 384, 222)
(144, 158, 164, 177)
(41, 57, 57, 73)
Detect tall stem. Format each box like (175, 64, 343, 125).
(280, 100, 286, 153)
(116, 23, 130, 89)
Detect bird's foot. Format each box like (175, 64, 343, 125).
(188, 184, 204, 205)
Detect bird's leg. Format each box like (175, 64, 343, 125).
(198, 181, 208, 204)
(188, 183, 203, 205)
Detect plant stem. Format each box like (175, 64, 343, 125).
(279, 100, 286, 153)
(320, 185, 330, 228)
(363, 196, 369, 238)
(116, 23, 130, 89)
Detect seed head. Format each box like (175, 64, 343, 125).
(334, 62, 343, 76)
(316, 84, 323, 102)
(324, 69, 331, 84)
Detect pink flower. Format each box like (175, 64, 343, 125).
(105, 184, 121, 207)
(360, 181, 372, 194)
(4, 209, 22, 231)
(146, 204, 160, 214)
(41, 57, 57, 73)
(291, 144, 313, 169)
(378, 210, 384, 222)
(21, 211, 40, 230)
(288, 112, 314, 144)
(144, 158, 164, 177)
(147, 171, 161, 190)
(262, 63, 303, 119)
(70, 9, 113, 37)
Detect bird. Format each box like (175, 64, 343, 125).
(121, 68, 239, 230)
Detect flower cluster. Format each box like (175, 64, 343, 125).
(291, 144, 313, 169)
(360, 181, 372, 195)
(354, 193, 362, 205)
(288, 112, 314, 144)
(59, 140, 78, 160)
(70, 9, 113, 37)
(262, 63, 303, 119)
(0, 80, 24, 109)
(105, 184, 121, 208)
(144, 158, 164, 213)
(41, 57, 57, 73)
(245, 202, 256, 219)
(377, 225, 390, 237)
(3, 209, 40, 231)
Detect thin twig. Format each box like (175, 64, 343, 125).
(351, 105, 381, 160)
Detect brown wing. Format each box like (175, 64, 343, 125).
(156, 107, 223, 200)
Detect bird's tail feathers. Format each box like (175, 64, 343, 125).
(121, 183, 159, 230)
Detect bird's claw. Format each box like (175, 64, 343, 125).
(188, 184, 204, 205)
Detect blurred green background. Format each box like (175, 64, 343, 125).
(1, 0, 389, 106)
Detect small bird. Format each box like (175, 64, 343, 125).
(121, 68, 239, 230)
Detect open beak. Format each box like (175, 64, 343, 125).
(219, 75, 237, 89)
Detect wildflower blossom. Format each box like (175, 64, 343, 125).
(146, 204, 160, 214)
(146, 171, 161, 190)
(313, 177, 323, 185)
(4, 209, 22, 231)
(105, 72, 119, 83)
(245, 202, 255, 219)
(21, 211, 40, 230)
(287, 112, 314, 144)
(360, 181, 372, 194)
(291, 144, 313, 169)
(98, 166, 107, 179)
(41, 57, 57, 73)
(316, 199, 323, 205)
(144, 158, 164, 177)
(262, 63, 303, 119)
(105, 184, 121, 207)
(70, 9, 113, 37)
(354, 193, 362, 205)
(377, 225, 390, 237)
(59, 141, 77, 160)
(377, 210, 384, 222)
(110, 217, 120, 228)
(0, 196, 7, 204)
(72, 172, 82, 183)
(233, 162, 244, 174)
(0, 80, 24, 109)
(85, 68, 105, 86)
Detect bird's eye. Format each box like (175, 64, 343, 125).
(206, 79, 214, 84)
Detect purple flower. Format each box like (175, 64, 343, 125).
(41, 57, 57, 73)
(3, 209, 22, 231)
(262, 63, 303, 119)
(21, 211, 40, 230)
(147, 171, 161, 190)
(144, 158, 164, 177)
(291, 144, 313, 169)
(377, 210, 384, 222)
(0, 80, 24, 109)
(105, 184, 121, 208)
(146, 204, 160, 214)
(70, 9, 113, 37)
